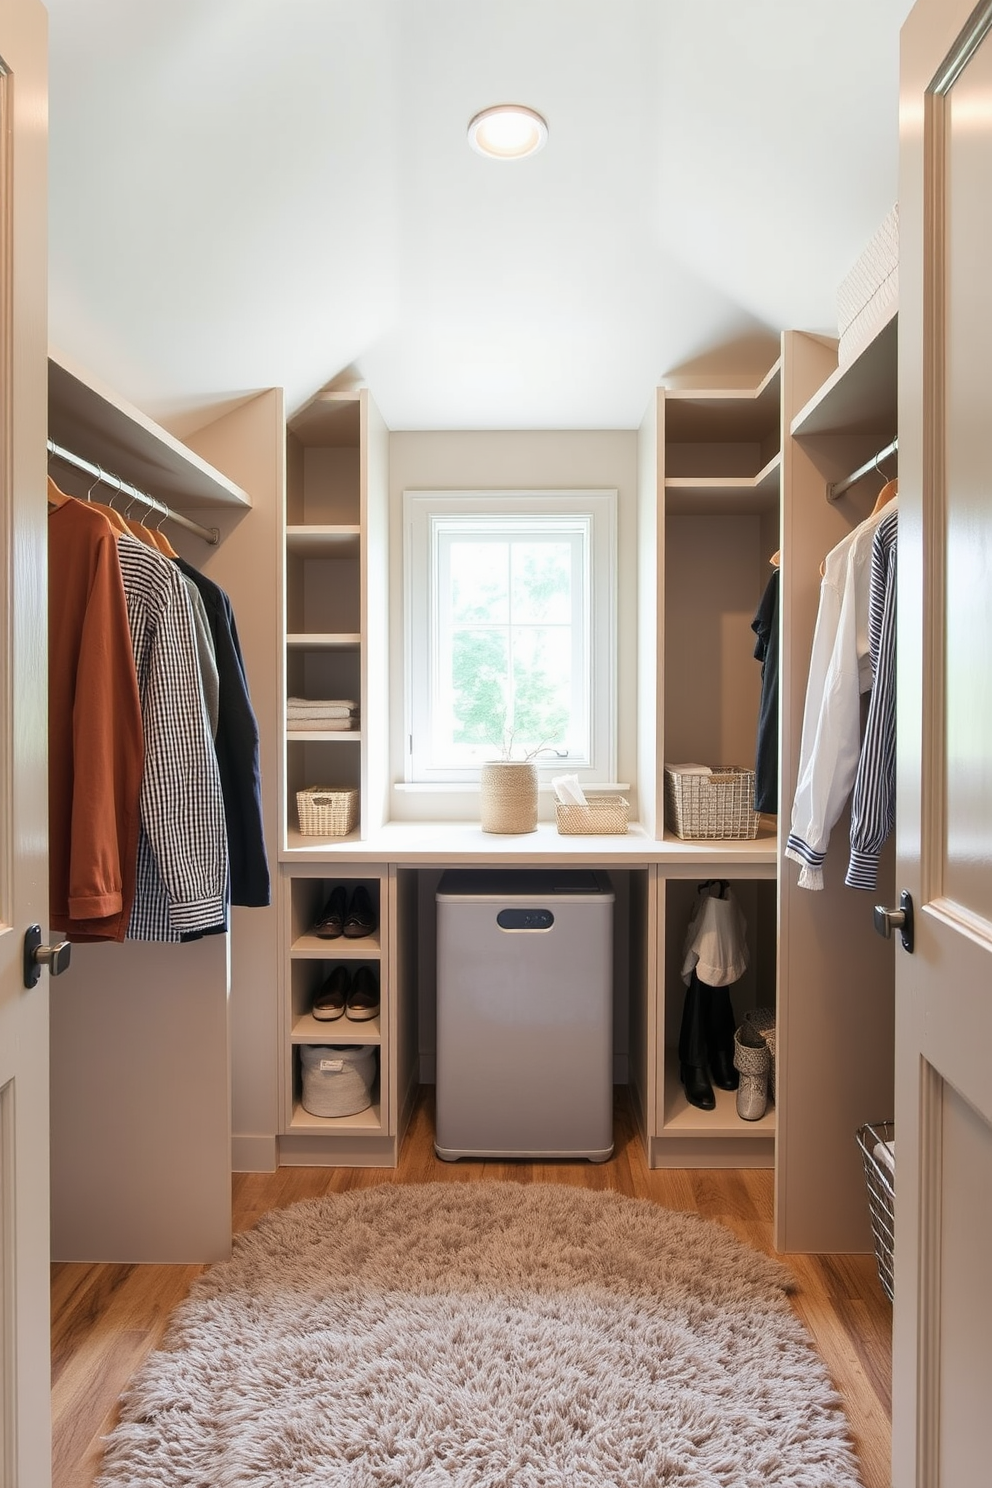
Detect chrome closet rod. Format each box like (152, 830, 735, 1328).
(826, 435, 898, 503)
(47, 439, 220, 545)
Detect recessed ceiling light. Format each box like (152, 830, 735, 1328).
(467, 104, 548, 160)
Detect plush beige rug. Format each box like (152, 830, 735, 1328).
(96, 1182, 865, 1487)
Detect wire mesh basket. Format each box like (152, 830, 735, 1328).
(555, 797, 629, 835)
(296, 786, 359, 837)
(856, 1119, 895, 1302)
(664, 766, 760, 839)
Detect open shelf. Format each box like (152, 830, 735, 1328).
(661, 1051, 776, 1135)
(291, 1012, 382, 1043)
(662, 359, 782, 441)
(291, 930, 382, 958)
(286, 730, 362, 742)
(286, 633, 361, 649)
(664, 453, 781, 515)
(791, 310, 897, 437)
(288, 1099, 383, 1134)
(49, 352, 251, 511)
(286, 525, 361, 558)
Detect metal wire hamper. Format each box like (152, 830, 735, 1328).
(856, 1120, 895, 1302)
(296, 786, 359, 837)
(664, 766, 760, 839)
(555, 797, 629, 835)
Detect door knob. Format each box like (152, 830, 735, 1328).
(872, 890, 914, 953)
(23, 924, 72, 988)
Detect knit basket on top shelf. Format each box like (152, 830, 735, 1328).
(296, 786, 359, 837)
(664, 766, 760, 840)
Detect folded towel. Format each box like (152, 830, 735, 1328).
(287, 718, 359, 732)
(665, 763, 713, 776)
(287, 698, 357, 716)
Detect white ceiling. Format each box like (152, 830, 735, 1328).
(45, 0, 914, 436)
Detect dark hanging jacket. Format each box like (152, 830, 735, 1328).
(175, 558, 270, 907)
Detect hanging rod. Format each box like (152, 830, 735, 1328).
(826, 436, 898, 503)
(47, 439, 220, 545)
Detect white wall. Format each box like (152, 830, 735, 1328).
(388, 429, 640, 821)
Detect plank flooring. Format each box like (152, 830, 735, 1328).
(51, 1089, 892, 1488)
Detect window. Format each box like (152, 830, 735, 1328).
(404, 490, 616, 785)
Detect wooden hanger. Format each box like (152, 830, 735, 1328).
(769, 550, 780, 569)
(47, 476, 72, 510)
(148, 519, 179, 560)
(872, 476, 898, 515)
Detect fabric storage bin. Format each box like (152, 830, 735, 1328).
(836, 204, 898, 368)
(300, 1044, 376, 1118)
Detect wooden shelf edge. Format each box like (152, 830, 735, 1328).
(48, 350, 251, 511)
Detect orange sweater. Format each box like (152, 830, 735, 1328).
(48, 493, 144, 940)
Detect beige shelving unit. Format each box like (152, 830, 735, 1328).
(776, 309, 897, 1253)
(635, 360, 782, 1168)
(279, 387, 415, 1165)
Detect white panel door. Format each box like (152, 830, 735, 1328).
(895, 1, 992, 1483)
(0, 0, 50, 1483)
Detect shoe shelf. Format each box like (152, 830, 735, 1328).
(291, 928, 382, 958)
(283, 868, 389, 1144)
(661, 1049, 775, 1136)
(286, 1095, 383, 1135)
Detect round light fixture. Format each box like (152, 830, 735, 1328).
(467, 104, 548, 160)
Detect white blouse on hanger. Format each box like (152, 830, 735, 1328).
(785, 494, 897, 891)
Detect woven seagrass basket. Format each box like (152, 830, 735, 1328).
(296, 786, 359, 837)
(664, 766, 759, 840)
(480, 761, 538, 834)
(555, 797, 629, 836)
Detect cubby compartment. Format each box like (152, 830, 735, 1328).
(663, 512, 778, 789)
(288, 874, 383, 956)
(291, 1043, 382, 1131)
(659, 876, 776, 1142)
(286, 641, 361, 720)
(662, 364, 782, 510)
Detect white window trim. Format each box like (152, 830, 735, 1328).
(403, 489, 617, 787)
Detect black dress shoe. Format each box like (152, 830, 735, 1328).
(314, 884, 347, 939)
(346, 965, 380, 1021)
(680, 1062, 716, 1111)
(312, 965, 348, 1020)
(343, 885, 376, 939)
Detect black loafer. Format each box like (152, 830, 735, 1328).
(343, 885, 376, 939)
(314, 884, 347, 939)
(346, 965, 380, 1021)
(313, 965, 348, 1020)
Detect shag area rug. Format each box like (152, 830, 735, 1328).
(97, 1182, 865, 1487)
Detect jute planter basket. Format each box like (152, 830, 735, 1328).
(480, 761, 538, 833)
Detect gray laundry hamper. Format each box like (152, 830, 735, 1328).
(300, 1044, 376, 1118)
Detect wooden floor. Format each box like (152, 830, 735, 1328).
(51, 1089, 892, 1488)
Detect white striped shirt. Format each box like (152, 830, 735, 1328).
(846, 509, 897, 889)
(785, 498, 897, 890)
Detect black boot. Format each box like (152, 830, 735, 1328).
(678, 973, 715, 1110)
(704, 981, 739, 1091)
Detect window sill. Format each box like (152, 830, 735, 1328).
(393, 782, 632, 794)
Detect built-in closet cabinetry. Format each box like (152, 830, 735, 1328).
(776, 312, 897, 1252)
(280, 389, 417, 1165)
(634, 364, 782, 1169)
(46, 353, 283, 1262)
